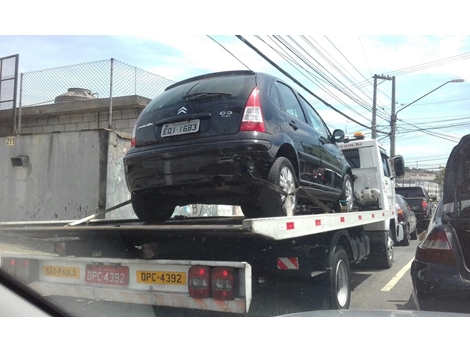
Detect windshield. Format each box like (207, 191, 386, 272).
(395, 187, 426, 198)
(1, 34, 469, 323)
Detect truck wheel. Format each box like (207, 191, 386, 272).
(378, 237, 394, 269)
(131, 192, 175, 223)
(327, 245, 351, 309)
(260, 157, 297, 217)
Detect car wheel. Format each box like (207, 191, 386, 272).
(400, 226, 411, 246)
(131, 191, 175, 223)
(334, 174, 354, 212)
(240, 201, 265, 219)
(410, 226, 418, 240)
(260, 157, 297, 217)
(327, 245, 351, 309)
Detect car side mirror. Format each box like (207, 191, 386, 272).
(391, 155, 405, 178)
(331, 129, 345, 143)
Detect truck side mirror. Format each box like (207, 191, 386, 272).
(391, 155, 405, 178)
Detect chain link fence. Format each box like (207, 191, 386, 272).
(0, 58, 175, 136)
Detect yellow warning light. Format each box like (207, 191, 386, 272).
(353, 132, 365, 139)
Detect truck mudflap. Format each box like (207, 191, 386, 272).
(1, 254, 252, 314)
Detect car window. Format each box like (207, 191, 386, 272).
(299, 95, 329, 138)
(395, 187, 426, 198)
(276, 82, 307, 122)
(268, 82, 282, 109)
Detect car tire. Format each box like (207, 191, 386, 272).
(326, 245, 351, 309)
(410, 226, 418, 240)
(131, 191, 175, 223)
(259, 157, 297, 217)
(400, 226, 411, 246)
(240, 201, 265, 219)
(334, 174, 354, 212)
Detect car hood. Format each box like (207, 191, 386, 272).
(442, 134, 470, 205)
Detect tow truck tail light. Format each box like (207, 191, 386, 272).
(188, 265, 210, 298)
(416, 228, 456, 265)
(240, 87, 265, 132)
(211, 267, 236, 300)
(1, 258, 38, 284)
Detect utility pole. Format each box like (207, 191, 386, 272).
(371, 75, 378, 139)
(372, 74, 394, 140)
(390, 76, 396, 156)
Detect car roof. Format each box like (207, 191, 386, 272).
(164, 70, 256, 91)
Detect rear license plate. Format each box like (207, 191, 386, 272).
(136, 271, 186, 285)
(43, 266, 80, 279)
(161, 119, 200, 137)
(85, 265, 129, 286)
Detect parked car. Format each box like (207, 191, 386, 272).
(411, 134, 470, 314)
(124, 70, 354, 222)
(395, 186, 431, 220)
(396, 194, 417, 246)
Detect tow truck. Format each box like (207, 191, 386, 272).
(0, 132, 405, 315)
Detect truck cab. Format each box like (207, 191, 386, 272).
(338, 132, 405, 248)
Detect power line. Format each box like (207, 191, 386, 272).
(207, 35, 251, 70)
(236, 35, 387, 133)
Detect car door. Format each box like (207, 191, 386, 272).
(275, 81, 323, 187)
(299, 95, 343, 192)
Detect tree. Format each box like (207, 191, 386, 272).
(435, 166, 445, 187)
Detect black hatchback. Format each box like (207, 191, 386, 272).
(124, 70, 353, 222)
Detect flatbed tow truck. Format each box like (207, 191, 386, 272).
(0, 133, 405, 315)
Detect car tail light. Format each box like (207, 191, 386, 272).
(397, 208, 405, 222)
(416, 228, 456, 265)
(422, 199, 428, 214)
(240, 87, 265, 132)
(211, 267, 235, 300)
(1, 258, 38, 284)
(131, 124, 137, 147)
(188, 265, 210, 298)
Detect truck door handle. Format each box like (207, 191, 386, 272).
(289, 121, 298, 131)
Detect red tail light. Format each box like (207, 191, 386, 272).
(211, 267, 235, 300)
(188, 265, 210, 298)
(131, 124, 137, 147)
(422, 199, 428, 214)
(416, 228, 456, 265)
(240, 87, 265, 132)
(1, 258, 37, 283)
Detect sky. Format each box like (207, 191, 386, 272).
(1, 3, 469, 171)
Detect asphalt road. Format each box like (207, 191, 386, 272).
(0, 234, 420, 316)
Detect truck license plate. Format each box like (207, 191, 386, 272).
(161, 119, 200, 137)
(85, 264, 129, 286)
(136, 271, 186, 285)
(43, 266, 80, 279)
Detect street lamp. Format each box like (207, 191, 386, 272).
(390, 78, 464, 156)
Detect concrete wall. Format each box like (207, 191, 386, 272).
(0, 129, 135, 222)
(0, 95, 151, 137)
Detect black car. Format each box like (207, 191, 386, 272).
(396, 194, 417, 246)
(395, 186, 431, 220)
(411, 134, 470, 314)
(124, 70, 354, 222)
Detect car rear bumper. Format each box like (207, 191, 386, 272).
(124, 139, 273, 194)
(411, 259, 470, 313)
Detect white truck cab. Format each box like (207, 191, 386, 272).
(338, 132, 405, 247)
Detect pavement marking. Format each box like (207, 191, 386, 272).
(380, 259, 414, 292)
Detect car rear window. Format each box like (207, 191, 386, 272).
(140, 74, 256, 116)
(395, 187, 425, 198)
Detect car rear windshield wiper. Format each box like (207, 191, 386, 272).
(183, 92, 232, 101)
